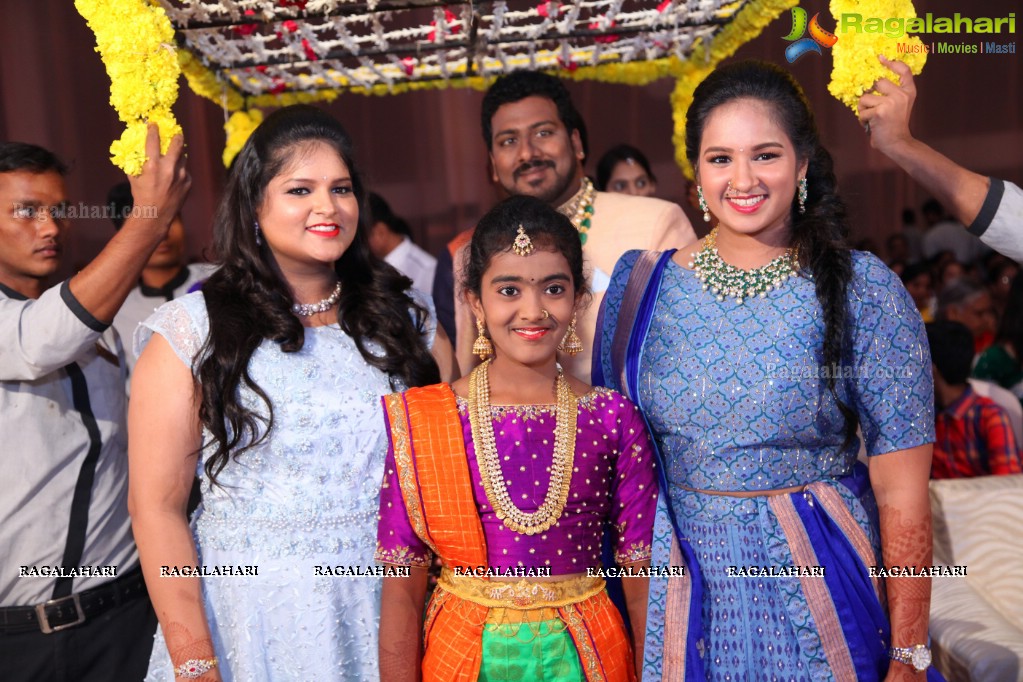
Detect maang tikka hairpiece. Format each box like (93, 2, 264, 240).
(512, 224, 534, 257)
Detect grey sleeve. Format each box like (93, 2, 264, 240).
(407, 288, 437, 350)
(968, 178, 1023, 263)
(0, 280, 106, 380)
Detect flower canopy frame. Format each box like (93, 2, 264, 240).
(166, 0, 756, 96)
(75, 0, 924, 174)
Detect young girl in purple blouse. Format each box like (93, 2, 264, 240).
(376, 195, 657, 681)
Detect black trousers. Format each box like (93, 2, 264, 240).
(0, 595, 157, 682)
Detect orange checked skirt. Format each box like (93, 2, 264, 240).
(421, 568, 636, 682)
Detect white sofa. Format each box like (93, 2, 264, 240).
(929, 474, 1023, 681)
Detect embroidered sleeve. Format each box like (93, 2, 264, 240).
(375, 543, 433, 568)
(607, 393, 656, 565)
(375, 403, 434, 567)
(846, 254, 935, 456)
(134, 292, 209, 373)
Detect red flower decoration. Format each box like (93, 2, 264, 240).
(536, 2, 567, 18)
(589, 19, 619, 44)
(277, 0, 307, 9)
(400, 57, 416, 76)
(234, 9, 258, 36)
(557, 56, 578, 72)
(301, 38, 318, 61)
(269, 78, 287, 94)
(657, 0, 672, 12)
(275, 19, 300, 41)
(427, 8, 461, 42)
(298, 38, 315, 61)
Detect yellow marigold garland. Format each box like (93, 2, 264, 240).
(179, 49, 246, 112)
(223, 110, 265, 168)
(78, 0, 807, 175)
(75, 0, 182, 175)
(828, 0, 927, 111)
(244, 89, 341, 110)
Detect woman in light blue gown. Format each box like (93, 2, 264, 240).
(128, 106, 449, 681)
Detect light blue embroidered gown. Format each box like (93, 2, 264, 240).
(137, 291, 433, 682)
(599, 251, 934, 681)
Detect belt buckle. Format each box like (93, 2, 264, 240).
(34, 593, 85, 634)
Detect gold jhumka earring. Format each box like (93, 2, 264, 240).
(473, 319, 493, 360)
(558, 315, 583, 356)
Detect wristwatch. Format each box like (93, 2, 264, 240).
(889, 644, 932, 672)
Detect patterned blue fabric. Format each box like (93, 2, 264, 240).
(599, 250, 935, 681)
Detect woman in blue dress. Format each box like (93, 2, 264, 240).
(596, 61, 938, 681)
(127, 106, 450, 681)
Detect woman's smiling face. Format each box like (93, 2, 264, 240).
(257, 140, 359, 277)
(697, 98, 807, 241)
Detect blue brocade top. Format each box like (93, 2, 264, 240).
(601, 250, 935, 493)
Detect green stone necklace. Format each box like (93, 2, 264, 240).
(689, 228, 799, 304)
(559, 177, 596, 245)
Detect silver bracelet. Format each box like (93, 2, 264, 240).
(174, 657, 218, 679)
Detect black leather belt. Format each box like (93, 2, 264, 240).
(0, 567, 147, 635)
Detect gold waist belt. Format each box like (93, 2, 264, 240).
(438, 568, 605, 610)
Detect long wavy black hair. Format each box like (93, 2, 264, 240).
(686, 60, 857, 444)
(197, 105, 439, 486)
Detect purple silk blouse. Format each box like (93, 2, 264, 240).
(376, 386, 656, 574)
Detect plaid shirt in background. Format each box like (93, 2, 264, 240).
(933, 386, 1023, 478)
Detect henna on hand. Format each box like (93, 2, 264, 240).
(878, 503, 932, 647)
(165, 622, 217, 680)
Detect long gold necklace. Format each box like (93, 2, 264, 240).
(467, 360, 577, 535)
(557, 177, 596, 245)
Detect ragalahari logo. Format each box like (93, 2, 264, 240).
(783, 7, 838, 62)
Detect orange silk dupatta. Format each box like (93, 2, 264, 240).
(383, 385, 489, 681)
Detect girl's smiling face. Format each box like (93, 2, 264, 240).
(468, 248, 576, 370)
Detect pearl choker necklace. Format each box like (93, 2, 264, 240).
(292, 281, 342, 316)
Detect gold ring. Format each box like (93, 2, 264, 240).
(541, 309, 550, 319)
